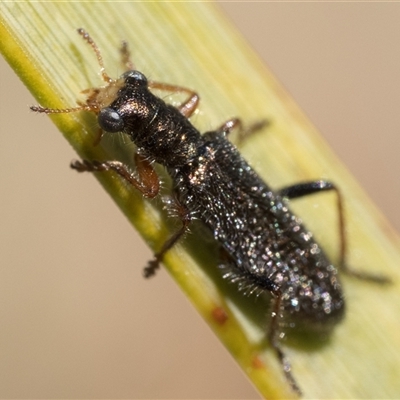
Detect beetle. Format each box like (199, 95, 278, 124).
(31, 29, 389, 395)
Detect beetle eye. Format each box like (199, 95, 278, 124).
(98, 108, 124, 132)
(122, 70, 148, 86)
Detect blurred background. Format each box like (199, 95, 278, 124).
(1, 3, 399, 398)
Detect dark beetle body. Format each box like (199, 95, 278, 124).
(99, 70, 345, 331)
(174, 133, 344, 330)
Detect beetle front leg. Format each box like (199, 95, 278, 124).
(71, 153, 159, 198)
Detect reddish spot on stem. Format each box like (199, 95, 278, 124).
(252, 355, 265, 369)
(211, 306, 228, 325)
